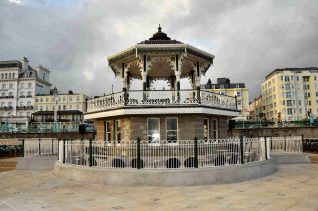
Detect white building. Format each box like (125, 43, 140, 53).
(0, 57, 51, 129)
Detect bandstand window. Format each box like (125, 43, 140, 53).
(147, 118, 160, 143)
(212, 118, 218, 139)
(166, 118, 178, 142)
(115, 120, 121, 143)
(203, 118, 209, 141)
(105, 121, 111, 143)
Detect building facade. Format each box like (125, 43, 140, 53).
(261, 67, 318, 121)
(203, 78, 250, 120)
(85, 26, 239, 142)
(0, 58, 51, 128)
(32, 91, 89, 123)
(249, 95, 264, 121)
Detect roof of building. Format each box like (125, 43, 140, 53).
(32, 110, 83, 115)
(203, 78, 246, 89)
(265, 67, 318, 79)
(138, 25, 183, 45)
(0, 60, 22, 69)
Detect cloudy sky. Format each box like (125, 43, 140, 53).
(1, 0, 318, 101)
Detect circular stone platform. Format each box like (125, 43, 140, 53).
(54, 159, 275, 187)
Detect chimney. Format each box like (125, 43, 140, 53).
(22, 57, 29, 71)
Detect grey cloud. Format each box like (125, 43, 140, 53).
(0, 0, 317, 101)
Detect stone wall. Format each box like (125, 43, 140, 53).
(230, 127, 318, 138)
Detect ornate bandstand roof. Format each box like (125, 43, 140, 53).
(107, 25, 215, 80)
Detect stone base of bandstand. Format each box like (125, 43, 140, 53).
(54, 159, 275, 187)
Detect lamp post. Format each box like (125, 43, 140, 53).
(52, 87, 58, 132)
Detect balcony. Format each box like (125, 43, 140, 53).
(16, 106, 34, 110)
(0, 96, 14, 99)
(19, 95, 26, 98)
(0, 106, 13, 110)
(26, 95, 33, 98)
(87, 90, 237, 113)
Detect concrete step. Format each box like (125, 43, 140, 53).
(308, 154, 318, 164)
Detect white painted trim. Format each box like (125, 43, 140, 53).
(85, 107, 239, 120)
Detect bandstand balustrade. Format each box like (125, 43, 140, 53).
(87, 89, 237, 112)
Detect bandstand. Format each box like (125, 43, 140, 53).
(85, 25, 239, 142)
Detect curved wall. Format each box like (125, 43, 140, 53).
(54, 159, 275, 187)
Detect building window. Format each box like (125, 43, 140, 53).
(166, 118, 178, 142)
(63, 96, 66, 101)
(27, 101, 31, 106)
(76, 96, 80, 101)
(69, 96, 72, 102)
(27, 91, 31, 97)
(12, 73, 15, 78)
(105, 121, 111, 143)
(315, 76, 317, 81)
(46, 97, 49, 102)
(203, 118, 209, 141)
(2, 84, 6, 89)
(63, 105, 66, 110)
(28, 83, 32, 88)
(147, 118, 160, 143)
(69, 105, 72, 109)
(212, 118, 218, 139)
(115, 120, 121, 143)
(236, 91, 241, 97)
(287, 108, 293, 115)
(287, 100, 292, 107)
(9, 84, 13, 89)
(296, 76, 299, 81)
(20, 83, 24, 88)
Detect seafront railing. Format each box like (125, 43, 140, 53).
(59, 138, 269, 169)
(87, 89, 237, 113)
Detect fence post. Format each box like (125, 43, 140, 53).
(38, 139, 41, 156)
(284, 135, 287, 151)
(21, 139, 25, 157)
(270, 136, 273, 150)
(264, 136, 268, 160)
(51, 139, 54, 155)
(301, 134, 304, 152)
(194, 137, 199, 168)
(240, 136, 244, 164)
(63, 139, 66, 164)
(89, 138, 93, 167)
(137, 137, 141, 169)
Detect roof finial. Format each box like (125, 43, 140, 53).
(158, 24, 162, 32)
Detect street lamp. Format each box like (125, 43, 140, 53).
(52, 87, 58, 132)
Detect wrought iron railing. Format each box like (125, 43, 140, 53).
(59, 138, 268, 169)
(269, 136, 303, 153)
(0, 138, 59, 158)
(87, 89, 237, 112)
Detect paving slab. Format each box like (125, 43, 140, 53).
(0, 164, 318, 210)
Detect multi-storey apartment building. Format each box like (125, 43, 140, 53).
(32, 90, 90, 123)
(261, 67, 318, 121)
(0, 57, 51, 128)
(203, 78, 250, 120)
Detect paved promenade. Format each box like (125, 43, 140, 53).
(0, 164, 318, 210)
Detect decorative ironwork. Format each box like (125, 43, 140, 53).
(87, 90, 237, 112)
